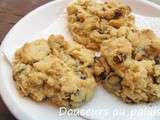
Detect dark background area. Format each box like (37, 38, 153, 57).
(0, 0, 52, 119)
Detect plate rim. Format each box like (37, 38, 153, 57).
(0, 0, 160, 120)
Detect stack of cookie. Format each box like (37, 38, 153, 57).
(12, 0, 160, 109)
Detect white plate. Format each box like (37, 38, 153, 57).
(1, 0, 160, 120)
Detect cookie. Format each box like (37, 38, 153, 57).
(128, 29, 160, 61)
(101, 29, 160, 103)
(67, 0, 135, 50)
(13, 35, 97, 108)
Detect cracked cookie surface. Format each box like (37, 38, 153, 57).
(13, 35, 96, 108)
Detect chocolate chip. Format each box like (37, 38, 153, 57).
(77, 70, 88, 80)
(155, 55, 160, 64)
(80, 61, 84, 64)
(132, 50, 136, 59)
(79, 72, 87, 80)
(98, 29, 104, 34)
(81, 75, 87, 80)
(100, 72, 107, 80)
(114, 9, 123, 19)
(67, 97, 71, 101)
(77, 15, 85, 22)
(154, 76, 160, 84)
(68, 104, 73, 108)
(74, 89, 80, 96)
(87, 64, 92, 68)
(113, 53, 127, 64)
(102, 7, 106, 11)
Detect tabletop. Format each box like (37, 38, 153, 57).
(0, 0, 159, 120)
(0, 0, 52, 119)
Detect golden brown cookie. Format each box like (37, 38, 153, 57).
(13, 35, 97, 108)
(67, 0, 136, 50)
(101, 30, 160, 103)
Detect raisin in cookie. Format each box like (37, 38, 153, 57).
(67, 0, 136, 50)
(101, 30, 160, 103)
(13, 35, 96, 108)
